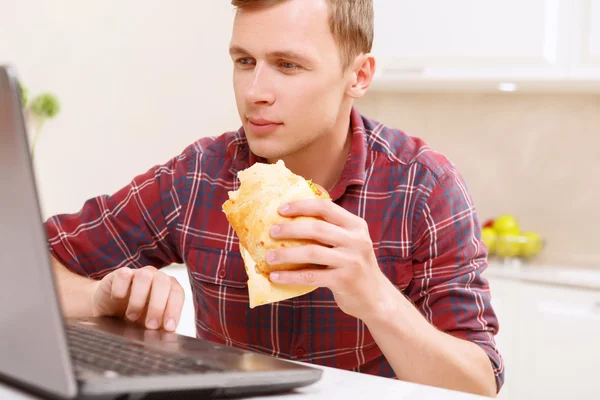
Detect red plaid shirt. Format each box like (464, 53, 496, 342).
(46, 107, 504, 391)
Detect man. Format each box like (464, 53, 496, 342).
(45, 0, 503, 397)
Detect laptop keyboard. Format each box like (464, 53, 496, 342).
(66, 323, 225, 377)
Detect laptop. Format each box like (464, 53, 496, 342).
(0, 65, 322, 400)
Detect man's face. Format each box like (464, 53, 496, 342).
(230, 0, 351, 160)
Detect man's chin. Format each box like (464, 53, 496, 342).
(249, 148, 286, 162)
(246, 140, 290, 162)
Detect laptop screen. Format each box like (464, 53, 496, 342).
(0, 65, 77, 398)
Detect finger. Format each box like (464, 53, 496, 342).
(278, 199, 358, 228)
(163, 277, 185, 332)
(125, 268, 154, 321)
(270, 219, 349, 247)
(269, 268, 332, 287)
(110, 267, 133, 300)
(145, 272, 172, 330)
(266, 244, 342, 268)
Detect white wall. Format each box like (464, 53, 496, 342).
(1, 1, 241, 218)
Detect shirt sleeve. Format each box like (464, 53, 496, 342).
(408, 166, 505, 394)
(44, 151, 190, 279)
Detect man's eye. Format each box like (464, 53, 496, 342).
(236, 58, 254, 66)
(280, 61, 299, 70)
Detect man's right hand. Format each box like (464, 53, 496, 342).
(91, 266, 185, 332)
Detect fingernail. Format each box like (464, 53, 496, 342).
(270, 225, 281, 236)
(127, 312, 139, 321)
(278, 203, 290, 213)
(165, 319, 176, 331)
(266, 251, 276, 264)
(270, 272, 280, 282)
(147, 319, 159, 329)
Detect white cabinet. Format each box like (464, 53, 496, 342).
(370, 0, 600, 91)
(569, 0, 600, 78)
(486, 276, 520, 400)
(373, 0, 569, 78)
(518, 282, 600, 399)
(486, 273, 600, 399)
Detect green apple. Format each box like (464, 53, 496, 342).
(481, 227, 497, 254)
(493, 214, 520, 236)
(520, 232, 544, 258)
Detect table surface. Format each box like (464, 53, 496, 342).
(0, 363, 491, 400)
(485, 260, 600, 291)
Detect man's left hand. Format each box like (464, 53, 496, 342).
(266, 199, 391, 320)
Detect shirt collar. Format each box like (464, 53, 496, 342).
(328, 106, 367, 201)
(230, 106, 368, 200)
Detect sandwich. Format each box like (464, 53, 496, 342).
(222, 160, 330, 308)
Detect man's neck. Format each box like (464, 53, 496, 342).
(269, 107, 353, 193)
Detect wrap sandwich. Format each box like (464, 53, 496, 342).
(222, 160, 331, 308)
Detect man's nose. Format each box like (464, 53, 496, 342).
(244, 64, 275, 105)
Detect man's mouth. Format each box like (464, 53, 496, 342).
(247, 117, 281, 126)
(247, 117, 283, 135)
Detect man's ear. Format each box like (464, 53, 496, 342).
(346, 54, 376, 99)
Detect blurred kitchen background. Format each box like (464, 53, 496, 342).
(1, 1, 599, 399)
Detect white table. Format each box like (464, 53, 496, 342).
(0, 364, 490, 400)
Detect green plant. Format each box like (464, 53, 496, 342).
(17, 80, 61, 157)
(18, 80, 28, 107)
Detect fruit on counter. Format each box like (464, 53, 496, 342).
(519, 232, 544, 258)
(492, 214, 520, 236)
(481, 227, 497, 254)
(482, 218, 495, 229)
(481, 214, 545, 259)
(495, 235, 522, 258)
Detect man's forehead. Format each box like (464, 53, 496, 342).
(231, 0, 331, 40)
(230, 0, 334, 58)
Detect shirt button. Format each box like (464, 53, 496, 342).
(296, 347, 305, 358)
(218, 268, 227, 278)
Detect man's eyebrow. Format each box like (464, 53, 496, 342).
(229, 45, 249, 55)
(268, 50, 312, 64)
(229, 46, 313, 64)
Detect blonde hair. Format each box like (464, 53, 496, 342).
(231, 0, 374, 69)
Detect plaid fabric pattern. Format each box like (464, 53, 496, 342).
(46, 107, 504, 391)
